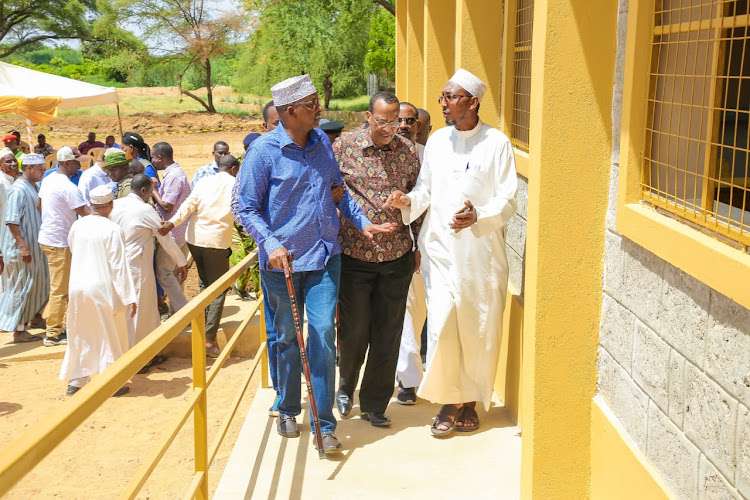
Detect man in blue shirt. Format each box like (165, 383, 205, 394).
(234, 75, 394, 455)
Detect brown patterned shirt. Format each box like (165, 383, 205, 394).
(335, 128, 422, 263)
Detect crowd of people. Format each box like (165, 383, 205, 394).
(0, 67, 517, 457)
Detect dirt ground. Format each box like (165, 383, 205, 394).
(0, 87, 276, 498)
(0, 262, 260, 499)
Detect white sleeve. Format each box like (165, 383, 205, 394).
(471, 141, 518, 238)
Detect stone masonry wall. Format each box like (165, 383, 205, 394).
(598, 1, 750, 498)
(506, 173, 527, 296)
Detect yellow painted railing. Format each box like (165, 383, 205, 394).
(0, 250, 267, 499)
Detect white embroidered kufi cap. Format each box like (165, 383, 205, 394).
(90, 184, 114, 205)
(23, 153, 45, 165)
(448, 69, 488, 103)
(0, 147, 13, 159)
(270, 74, 317, 106)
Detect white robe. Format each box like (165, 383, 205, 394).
(59, 215, 137, 382)
(401, 120, 518, 410)
(110, 193, 187, 346)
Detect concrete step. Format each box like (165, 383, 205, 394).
(216, 383, 522, 499)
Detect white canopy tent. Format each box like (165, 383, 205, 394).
(0, 61, 122, 144)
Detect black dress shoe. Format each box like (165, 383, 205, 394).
(336, 391, 352, 417)
(277, 415, 300, 437)
(361, 411, 391, 427)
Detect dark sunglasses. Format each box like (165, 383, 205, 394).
(398, 117, 418, 125)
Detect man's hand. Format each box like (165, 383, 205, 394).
(128, 303, 137, 318)
(268, 247, 292, 272)
(449, 200, 477, 232)
(383, 190, 411, 209)
(414, 250, 421, 273)
(363, 222, 398, 239)
(175, 265, 187, 283)
(20, 245, 31, 264)
(331, 184, 345, 204)
(158, 221, 175, 236)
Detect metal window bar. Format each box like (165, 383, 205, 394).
(511, 0, 534, 152)
(643, 0, 750, 248)
(0, 251, 266, 500)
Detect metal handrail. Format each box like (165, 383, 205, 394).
(0, 250, 265, 500)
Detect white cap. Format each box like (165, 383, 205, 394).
(448, 69, 488, 103)
(57, 146, 75, 162)
(23, 153, 45, 165)
(0, 147, 13, 159)
(90, 184, 114, 205)
(104, 147, 121, 158)
(271, 74, 317, 106)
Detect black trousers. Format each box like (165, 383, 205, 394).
(188, 244, 231, 341)
(337, 252, 415, 413)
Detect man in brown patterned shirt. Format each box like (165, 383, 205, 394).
(334, 91, 422, 427)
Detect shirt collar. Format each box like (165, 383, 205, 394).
(0, 170, 14, 183)
(164, 162, 180, 174)
(275, 124, 321, 150)
(356, 128, 398, 151)
(455, 119, 484, 139)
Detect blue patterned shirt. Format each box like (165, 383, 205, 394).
(192, 161, 218, 188)
(234, 125, 371, 272)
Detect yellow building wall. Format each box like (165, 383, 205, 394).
(519, 0, 616, 497)
(590, 396, 673, 499)
(397, 0, 674, 497)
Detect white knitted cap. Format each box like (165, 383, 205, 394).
(270, 74, 317, 106)
(448, 69, 488, 102)
(90, 184, 113, 205)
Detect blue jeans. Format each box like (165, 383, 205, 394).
(260, 254, 340, 435)
(261, 278, 280, 395)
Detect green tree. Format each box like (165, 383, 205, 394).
(0, 0, 98, 58)
(364, 6, 395, 84)
(236, 0, 378, 99)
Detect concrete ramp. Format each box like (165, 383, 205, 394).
(215, 384, 522, 499)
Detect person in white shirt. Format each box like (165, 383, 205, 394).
(394, 101, 427, 405)
(385, 69, 518, 436)
(79, 147, 117, 207)
(61, 185, 136, 397)
(159, 155, 239, 358)
(111, 174, 187, 349)
(38, 146, 91, 346)
(191, 141, 229, 188)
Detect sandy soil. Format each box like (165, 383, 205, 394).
(0, 262, 260, 499)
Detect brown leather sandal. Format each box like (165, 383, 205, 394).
(431, 404, 462, 437)
(455, 405, 480, 432)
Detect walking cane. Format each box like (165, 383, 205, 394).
(282, 255, 325, 458)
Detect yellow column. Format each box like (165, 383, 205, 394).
(395, 0, 408, 98)
(405, 0, 425, 102)
(520, 0, 618, 497)
(422, 0, 455, 119)
(454, 0, 503, 126)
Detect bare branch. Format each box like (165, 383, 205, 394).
(374, 0, 394, 15)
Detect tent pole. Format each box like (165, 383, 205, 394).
(25, 119, 34, 150)
(116, 104, 123, 137)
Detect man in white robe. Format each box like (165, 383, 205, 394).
(60, 185, 137, 397)
(385, 69, 518, 436)
(111, 174, 187, 348)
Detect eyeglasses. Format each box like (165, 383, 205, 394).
(438, 94, 471, 104)
(292, 98, 319, 110)
(372, 118, 400, 128)
(398, 117, 417, 125)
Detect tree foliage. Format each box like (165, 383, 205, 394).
(364, 6, 395, 84)
(236, 0, 381, 98)
(0, 0, 99, 58)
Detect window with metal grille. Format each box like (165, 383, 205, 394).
(644, 0, 750, 247)
(511, 0, 533, 152)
